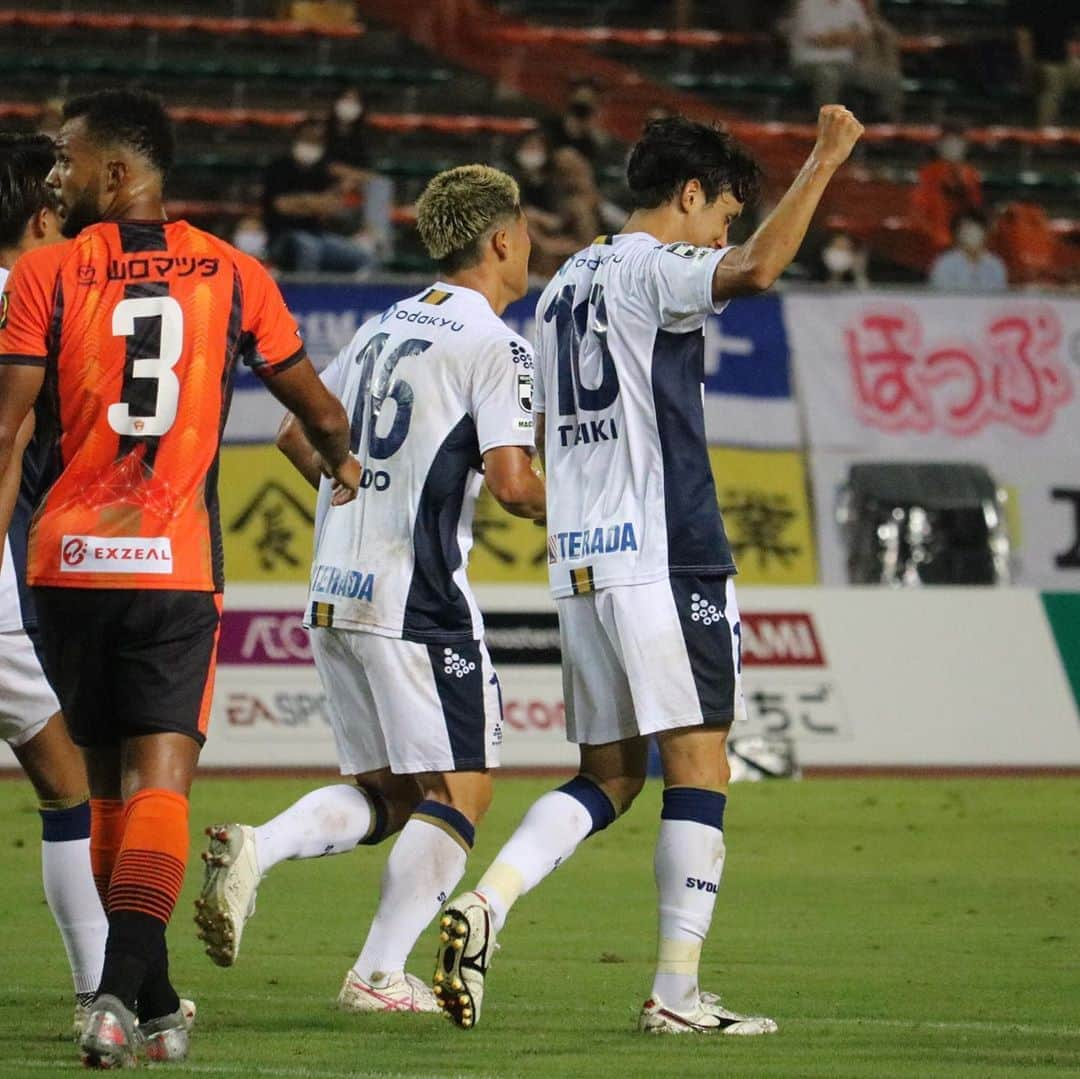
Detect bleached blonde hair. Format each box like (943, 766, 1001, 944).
(416, 164, 521, 272)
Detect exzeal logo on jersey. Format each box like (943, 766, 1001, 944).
(60, 535, 173, 574)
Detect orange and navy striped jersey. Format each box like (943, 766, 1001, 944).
(0, 219, 304, 591)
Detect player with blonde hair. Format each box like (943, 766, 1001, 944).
(197, 165, 544, 1017)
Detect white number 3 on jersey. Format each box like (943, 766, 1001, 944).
(107, 295, 184, 438)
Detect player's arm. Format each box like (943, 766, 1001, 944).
(275, 412, 323, 491)
(535, 412, 546, 474)
(261, 358, 360, 505)
(483, 445, 546, 521)
(712, 105, 864, 301)
(0, 365, 44, 552)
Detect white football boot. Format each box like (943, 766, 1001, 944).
(78, 993, 138, 1069)
(639, 991, 779, 1035)
(74, 996, 195, 1042)
(194, 823, 261, 966)
(433, 890, 496, 1029)
(337, 970, 441, 1014)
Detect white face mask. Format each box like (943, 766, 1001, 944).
(938, 135, 967, 164)
(956, 222, 986, 251)
(516, 150, 547, 173)
(292, 141, 324, 167)
(335, 99, 363, 124)
(823, 246, 856, 275)
(234, 228, 267, 258)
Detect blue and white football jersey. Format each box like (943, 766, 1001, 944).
(534, 233, 737, 599)
(305, 282, 535, 642)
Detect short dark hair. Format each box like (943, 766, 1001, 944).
(62, 89, 174, 176)
(626, 116, 762, 210)
(0, 133, 60, 248)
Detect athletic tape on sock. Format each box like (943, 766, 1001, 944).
(656, 937, 703, 975)
(477, 862, 526, 911)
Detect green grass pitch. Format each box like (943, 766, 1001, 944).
(1, 775, 1078, 1077)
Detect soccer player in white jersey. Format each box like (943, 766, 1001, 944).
(440, 106, 864, 1034)
(0, 133, 110, 1036)
(196, 165, 545, 1016)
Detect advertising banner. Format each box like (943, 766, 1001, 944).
(809, 447, 1080, 589)
(710, 447, 817, 584)
(224, 283, 799, 446)
(787, 292, 1080, 458)
(219, 445, 317, 584)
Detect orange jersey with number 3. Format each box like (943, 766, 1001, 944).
(0, 220, 303, 591)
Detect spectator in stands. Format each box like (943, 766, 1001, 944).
(37, 97, 64, 140)
(786, 0, 903, 121)
(323, 86, 394, 264)
(232, 215, 269, 262)
(910, 123, 984, 253)
(325, 85, 370, 169)
(261, 117, 375, 275)
(546, 78, 610, 167)
(1009, 3, 1080, 128)
(512, 135, 603, 277)
(817, 230, 870, 287)
(928, 210, 1008, 293)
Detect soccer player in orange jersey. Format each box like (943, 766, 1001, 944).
(0, 90, 359, 1069)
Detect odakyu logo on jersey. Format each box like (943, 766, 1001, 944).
(59, 535, 173, 574)
(391, 309, 464, 332)
(689, 592, 724, 626)
(558, 250, 624, 276)
(548, 522, 638, 562)
(310, 563, 375, 601)
(442, 648, 477, 679)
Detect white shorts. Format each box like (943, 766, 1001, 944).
(310, 627, 503, 776)
(0, 628, 61, 748)
(558, 575, 745, 746)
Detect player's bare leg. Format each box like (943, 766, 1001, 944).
(439, 739, 647, 1027)
(80, 734, 200, 1067)
(640, 726, 776, 1035)
(197, 768, 417, 967)
(12, 711, 107, 1036)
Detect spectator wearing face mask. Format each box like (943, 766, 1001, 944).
(816, 230, 869, 287)
(928, 210, 1008, 293)
(232, 215, 269, 262)
(323, 86, 394, 265)
(261, 117, 373, 274)
(546, 78, 609, 167)
(910, 123, 984, 253)
(326, 85, 370, 169)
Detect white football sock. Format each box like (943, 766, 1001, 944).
(476, 789, 598, 933)
(41, 835, 107, 996)
(353, 809, 470, 985)
(253, 784, 375, 876)
(651, 816, 726, 1012)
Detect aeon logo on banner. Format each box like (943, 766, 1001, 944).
(218, 611, 312, 664)
(845, 305, 1072, 437)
